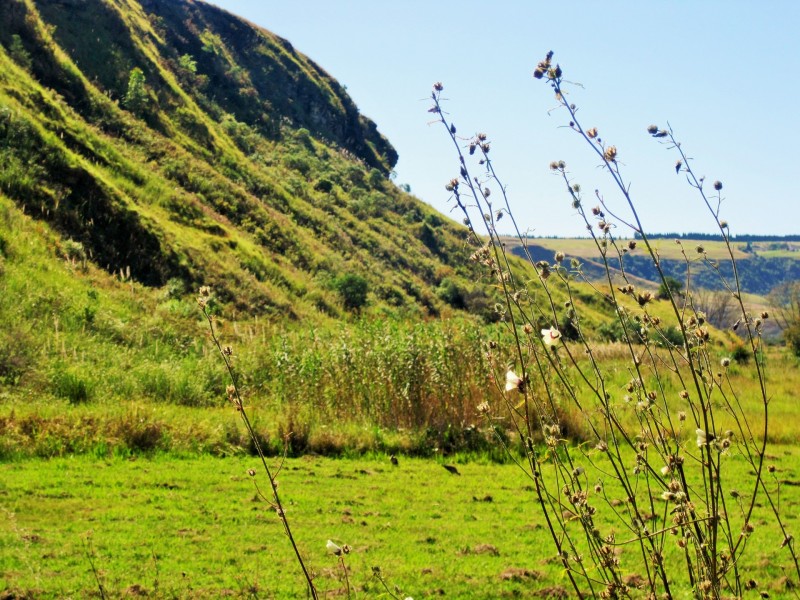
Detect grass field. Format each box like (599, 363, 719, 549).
(501, 237, 755, 262)
(503, 237, 800, 262)
(3, 450, 800, 599)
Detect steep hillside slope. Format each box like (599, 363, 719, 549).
(0, 0, 491, 322)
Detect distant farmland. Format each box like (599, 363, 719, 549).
(502, 236, 800, 295)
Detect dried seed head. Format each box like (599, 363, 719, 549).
(636, 291, 653, 306)
(433, 82, 444, 92)
(714, 180, 723, 191)
(587, 128, 598, 139)
(603, 146, 618, 162)
(197, 285, 212, 307)
(647, 125, 659, 134)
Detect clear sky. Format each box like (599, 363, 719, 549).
(205, 0, 800, 237)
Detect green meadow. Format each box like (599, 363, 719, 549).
(4, 450, 800, 599)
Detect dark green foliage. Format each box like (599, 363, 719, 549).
(656, 325, 685, 348)
(559, 315, 581, 341)
(731, 344, 751, 364)
(0, 326, 32, 385)
(598, 319, 626, 343)
(418, 222, 440, 254)
(9, 34, 32, 71)
(336, 272, 369, 311)
(123, 67, 149, 115)
(52, 367, 93, 404)
(314, 178, 333, 193)
(657, 276, 683, 299)
(368, 167, 384, 188)
(464, 288, 500, 323)
(178, 53, 197, 74)
(437, 277, 466, 309)
(785, 324, 800, 357)
(770, 282, 800, 355)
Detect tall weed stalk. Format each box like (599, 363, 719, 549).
(198, 286, 318, 599)
(431, 52, 798, 598)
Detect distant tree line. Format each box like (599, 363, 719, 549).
(519, 233, 800, 242)
(632, 232, 800, 242)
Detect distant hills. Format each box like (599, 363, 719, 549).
(507, 237, 800, 296)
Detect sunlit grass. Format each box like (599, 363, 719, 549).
(3, 452, 800, 598)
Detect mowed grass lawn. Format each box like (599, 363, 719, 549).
(4, 450, 800, 598)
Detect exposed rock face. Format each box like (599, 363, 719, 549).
(34, 0, 397, 172)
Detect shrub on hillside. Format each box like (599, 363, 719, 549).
(335, 272, 369, 311)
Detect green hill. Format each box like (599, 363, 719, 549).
(0, 0, 495, 321)
(0, 0, 517, 456)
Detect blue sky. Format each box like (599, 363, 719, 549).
(206, 1, 800, 237)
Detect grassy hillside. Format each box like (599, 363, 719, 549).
(0, 0, 498, 321)
(0, 0, 524, 452)
(0, 1, 778, 461)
